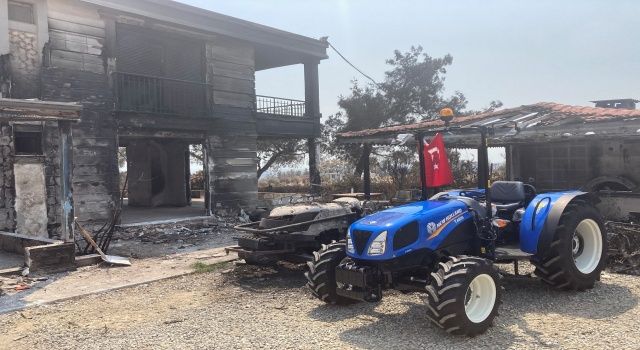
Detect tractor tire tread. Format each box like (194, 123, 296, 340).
(533, 202, 607, 291)
(305, 241, 356, 305)
(425, 256, 502, 337)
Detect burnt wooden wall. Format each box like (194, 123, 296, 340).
(42, 2, 119, 222)
(205, 39, 258, 210)
(512, 139, 640, 191)
(206, 39, 256, 109)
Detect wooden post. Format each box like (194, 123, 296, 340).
(363, 144, 371, 200)
(59, 121, 74, 242)
(305, 60, 321, 195)
(308, 138, 321, 195)
(203, 138, 212, 216)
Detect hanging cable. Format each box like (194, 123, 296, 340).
(327, 41, 382, 88)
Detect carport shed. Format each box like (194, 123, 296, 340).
(337, 102, 640, 221)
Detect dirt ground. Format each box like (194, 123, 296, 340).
(0, 262, 639, 350)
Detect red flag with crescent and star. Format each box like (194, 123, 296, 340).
(423, 133, 454, 187)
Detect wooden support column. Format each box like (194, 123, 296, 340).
(505, 145, 513, 180)
(362, 144, 372, 200)
(59, 121, 74, 242)
(308, 138, 321, 195)
(203, 139, 212, 216)
(305, 60, 321, 194)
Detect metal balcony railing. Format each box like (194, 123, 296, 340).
(256, 95, 306, 118)
(113, 72, 211, 117)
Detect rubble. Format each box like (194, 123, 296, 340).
(0, 274, 43, 296)
(607, 221, 640, 275)
(107, 216, 241, 258)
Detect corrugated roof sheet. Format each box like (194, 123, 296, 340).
(338, 102, 640, 139)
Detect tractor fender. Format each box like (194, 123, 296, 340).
(519, 191, 597, 255)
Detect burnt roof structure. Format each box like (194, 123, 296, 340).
(80, 0, 329, 70)
(337, 102, 640, 147)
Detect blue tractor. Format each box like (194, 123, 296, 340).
(305, 126, 607, 336)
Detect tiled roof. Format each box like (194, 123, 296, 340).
(338, 102, 640, 139)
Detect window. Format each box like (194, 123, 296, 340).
(8, 1, 35, 24)
(14, 131, 43, 155)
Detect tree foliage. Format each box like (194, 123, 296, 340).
(323, 46, 489, 177)
(257, 138, 306, 179)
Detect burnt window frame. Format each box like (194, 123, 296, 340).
(13, 125, 44, 156)
(8, 1, 36, 25)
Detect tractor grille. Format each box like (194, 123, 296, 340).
(393, 221, 419, 250)
(352, 230, 372, 255)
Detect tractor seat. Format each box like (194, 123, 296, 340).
(491, 181, 525, 213)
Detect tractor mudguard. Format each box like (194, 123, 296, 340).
(519, 191, 596, 255)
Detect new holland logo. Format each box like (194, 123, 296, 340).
(427, 208, 464, 239)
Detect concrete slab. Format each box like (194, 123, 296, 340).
(120, 198, 207, 225)
(0, 247, 238, 314)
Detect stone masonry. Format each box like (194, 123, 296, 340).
(0, 123, 16, 232)
(9, 30, 39, 98)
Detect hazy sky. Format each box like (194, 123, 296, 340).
(178, 0, 639, 119)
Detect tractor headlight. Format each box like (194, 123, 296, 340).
(346, 229, 355, 253)
(367, 231, 387, 256)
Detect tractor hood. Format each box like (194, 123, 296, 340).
(347, 199, 473, 261)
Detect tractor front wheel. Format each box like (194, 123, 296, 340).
(305, 241, 356, 305)
(533, 201, 607, 290)
(425, 256, 502, 336)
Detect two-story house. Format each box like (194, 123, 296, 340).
(0, 0, 328, 235)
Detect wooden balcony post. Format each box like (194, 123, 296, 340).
(305, 60, 321, 194)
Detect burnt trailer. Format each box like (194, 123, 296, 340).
(337, 101, 640, 222)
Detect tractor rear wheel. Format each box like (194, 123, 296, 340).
(425, 256, 502, 336)
(305, 241, 356, 305)
(533, 201, 607, 291)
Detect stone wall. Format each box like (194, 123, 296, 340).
(8, 30, 40, 98)
(0, 123, 15, 232)
(0, 122, 65, 238)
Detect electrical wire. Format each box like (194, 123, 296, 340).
(327, 41, 382, 89)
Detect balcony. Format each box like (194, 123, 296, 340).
(254, 95, 318, 137)
(113, 72, 319, 137)
(256, 95, 305, 118)
(113, 72, 211, 117)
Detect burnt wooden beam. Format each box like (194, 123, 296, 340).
(0, 98, 82, 121)
(59, 121, 75, 242)
(24, 242, 76, 273)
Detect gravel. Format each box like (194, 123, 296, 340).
(1, 262, 639, 350)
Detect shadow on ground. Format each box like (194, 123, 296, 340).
(224, 261, 307, 293)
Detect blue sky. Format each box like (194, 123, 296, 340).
(177, 0, 640, 119)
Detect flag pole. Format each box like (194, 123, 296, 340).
(417, 133, 428, 201)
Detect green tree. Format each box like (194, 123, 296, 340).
(257, 138, 306, 179)
(324, 46, 487, 177)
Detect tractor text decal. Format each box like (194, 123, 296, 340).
(427, 208, 464, 240)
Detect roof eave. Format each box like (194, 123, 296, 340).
(80, 0, 328, 60)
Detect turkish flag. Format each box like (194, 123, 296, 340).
(423, 133, 454, 187)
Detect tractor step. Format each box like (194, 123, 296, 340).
(495, 245, 532, 261)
